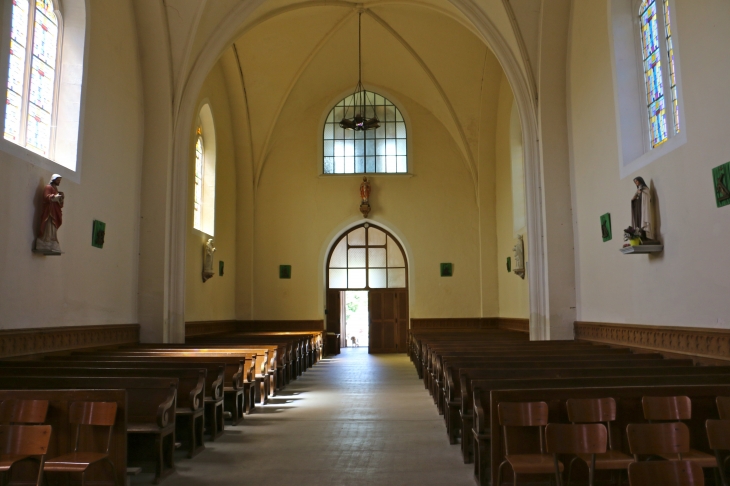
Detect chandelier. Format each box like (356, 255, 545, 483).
(339, 12, 380, 131)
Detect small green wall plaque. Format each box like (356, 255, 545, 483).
(712, 162, 730, 208)
(506, 257, 511, 272)
(219, 261, 224, 276)
(600, 213, 612, 242)
(92, 220, 106, 249)
(440, 263, 453, 277)
(279, 265, 291, 279)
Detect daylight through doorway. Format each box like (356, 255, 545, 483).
(344, 291, 368, 348)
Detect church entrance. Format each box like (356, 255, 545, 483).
(325, 224, 409, 354)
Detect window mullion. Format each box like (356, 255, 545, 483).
(18, 3, 35, 147)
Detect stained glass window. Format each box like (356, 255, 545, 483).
(323, 91, 407, 174)
(328, 225, 407, 289)
(193, 134, 204, 231)
(639, 0, 667, 147)
(3, 0, 59, 157)
(663, 0, 679, 133)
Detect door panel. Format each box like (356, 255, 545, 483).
(369, 289, 407, 354)
(326, 290, 341, 335)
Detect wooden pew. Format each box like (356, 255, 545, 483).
(485, 383, 730, 486)
(0, 377, 177, 484)
(441, 358, 694, 448)
(456, 365, 730, 464)
(0, 366, 206, 458)
(0, 389, 127, 486)
(470, 377, 730, 486)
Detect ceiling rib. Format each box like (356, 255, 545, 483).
(252, 9, 357, 188)
(365, 9, 478, 192)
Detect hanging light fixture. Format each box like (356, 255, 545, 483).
(339, 12, 380, 131)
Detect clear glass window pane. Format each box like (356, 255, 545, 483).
(348, 227, 366, 245)
(323, 91, 406, 174)
(348, 248, 366, 267)
(368, 248, 386, 267)
(387, 236, 405, 267)
(397, 156, 407, 173)
(387, 268, 406, 288)
(369, 269, 387, 289)
(348, 269, 366, 289)
(329, 269, 347, 289)
(368, 227, 386, 246)
(329, 238, 347, 267)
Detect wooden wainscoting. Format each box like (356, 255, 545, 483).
(0, 324, 139, 359)
(410, 318, 498, 330)
(575, 321, 730, 365)
(497, 318, 530, 333)
(185, 320, 325, 338)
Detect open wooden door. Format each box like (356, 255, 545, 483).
(326, 290, 343, 354)
(368, 289, 408, 353)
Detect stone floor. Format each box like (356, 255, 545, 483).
(142, 347, 473, 485)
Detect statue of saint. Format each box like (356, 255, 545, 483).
(513, 234, 525, 279)
(359, 177, 371, 218)
(625, 176, 656, 244)
(202, 238, 216, 282)
(36, 174, 64, 253)
(360, 176, 371, 204)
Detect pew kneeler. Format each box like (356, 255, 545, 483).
(44, 401, 119, 486)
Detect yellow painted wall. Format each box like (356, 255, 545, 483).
(494, 76, 529, 318)
(0, 0, 143, 328)
(185, 63, 238, 322)
(568, 0, 730, 327)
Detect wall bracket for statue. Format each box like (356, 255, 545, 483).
(202, 238, 216, 282)
(359, 176, 371, 218)
(621, 176, 663, 254)
(33, 174, 64, 256)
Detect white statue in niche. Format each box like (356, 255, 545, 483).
(202, 238, 216, 282)
(513, 234, 525, 279)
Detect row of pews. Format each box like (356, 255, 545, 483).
(409, 328, 730, 486)
(0, 330, 323, 485)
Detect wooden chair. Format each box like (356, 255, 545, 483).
(641, 396, 716, 468)
(566, 397, 633, 485)
(546, 423, 607, 486)
(0, 400, 49, 425)
(496, 401, 563, 486)
(628, 460, 704, 486)
(627, 421, 691, 461)
(44, 402, 118, 486)
(0, 424, 52, 486)
(706, 419, 730, 486)
(718, 397, 730, 419)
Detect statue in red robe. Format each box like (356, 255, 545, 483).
(36, 174, 64, 253)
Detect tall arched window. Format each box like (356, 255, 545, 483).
(639, 0, 679, 148)
(193, 104, 216, 235)
(4, 0, 60, 158)
(327, 224, 407, 290)
(323, 91, 407, 174)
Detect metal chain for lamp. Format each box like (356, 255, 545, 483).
(340, 12, 380, 131)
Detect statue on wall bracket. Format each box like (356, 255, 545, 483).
(359, 176, 371, 218)
(513, 234, 525, 279)
(621, 176, 663, 254)
(34, 174, 64, 255)
(202, 238, 216, 282)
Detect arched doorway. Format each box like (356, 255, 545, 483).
(325, 223, 409, 354)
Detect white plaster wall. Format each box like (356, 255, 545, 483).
(0, 0, 143, 328)
(569, 0, 730, 328)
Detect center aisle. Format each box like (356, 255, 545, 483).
(166, 347, 473, 485)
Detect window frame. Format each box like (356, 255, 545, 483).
(0, 0, 87, 182)
(193, 127, 204, 232)
(608, 0, 686, 179)
(320, 90, 412, 176)
(192, 102, 216, 237)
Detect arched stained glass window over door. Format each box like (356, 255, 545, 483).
(328, 224, 407, 290)
(323, 91, 407, 174)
